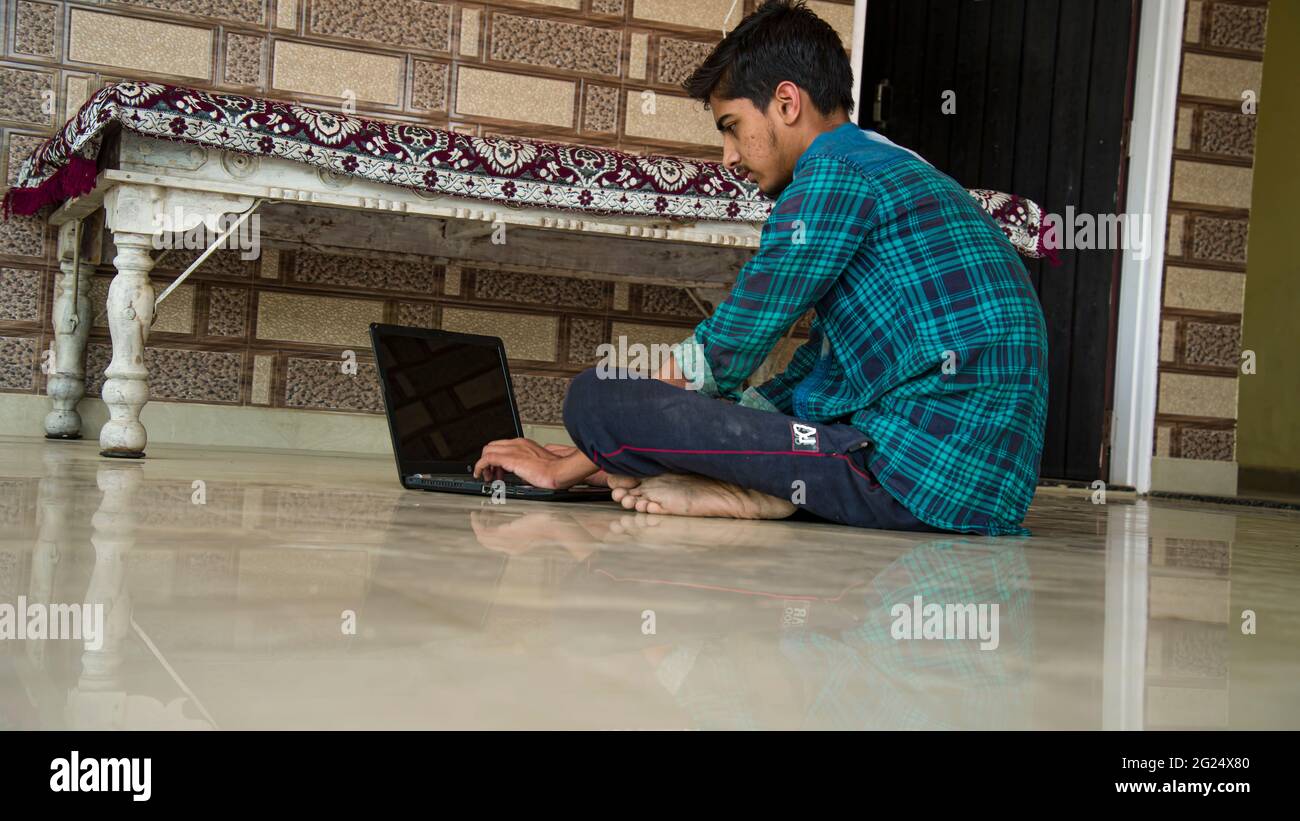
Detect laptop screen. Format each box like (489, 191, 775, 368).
(373, 329, 520, 471)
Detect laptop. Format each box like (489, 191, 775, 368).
(370, 323, 612, 501)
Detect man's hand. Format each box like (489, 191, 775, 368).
(653, 351, 690, 390)
(473, 438, 602, 489)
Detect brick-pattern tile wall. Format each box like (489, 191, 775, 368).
(0, 0, 840, 426)
(1155, 0, 1270, 463)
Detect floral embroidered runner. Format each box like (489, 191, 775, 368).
(3, 81, 1050, 259)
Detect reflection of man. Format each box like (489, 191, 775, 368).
(473, 0, 1048, 536)
(467, 510, 1033, 730)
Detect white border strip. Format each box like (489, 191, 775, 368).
(850, 1, 868, 121)
(1110, 0, 1185, 493)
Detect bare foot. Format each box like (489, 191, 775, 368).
(606, 473, 796, 520)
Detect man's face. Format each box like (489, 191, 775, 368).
(709, 93, 795, 198)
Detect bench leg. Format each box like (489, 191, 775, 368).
(98, 230, 156, 458)
(44, 220, 98, 439)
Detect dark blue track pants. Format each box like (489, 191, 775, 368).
(561, 368, 942, 532)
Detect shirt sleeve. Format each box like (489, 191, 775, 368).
(671, 154, 877, 401)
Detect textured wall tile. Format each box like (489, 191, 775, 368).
(69, 10, 213, 81)
(1175, 106, 1194, 150)
(1156, 425, 1172, 456)
(1160, 318, 1177, 362)
(461, 7, 482, 57)
(628, 32, 648, 80)
(1185, 0, 1203, 42)
(657, 37, 714, 86)
(441, 307, 557, 361)
(7, 133, 47, 187)
(454, 67, 575, 128)
(511, 373, 568, 424)
(64, 75, 94, 123)
(114, 0, 265, 25)
(1163, 267, 1245, 313)
(292, 251, 440, 293)
(258, 247, 281, 279)
(591, 0, 626, 15)
(272, 41, 403, 105)
(251, 353, 274, 404)
(624, 90, 720, 146)
(397, 301, 437, 328)
(225, 33, 266, 87)
(0, 67, 56, 126)
(1184, 321, 1240, 368)
(0, 336, 37, 391)
(85, 343, 243, 402)
(1198, 109, 1256, 158)
(612, 282, 629, 311)
(640, 283, 702, 317)
(155, 247, 255, 279)
(0, 268, 42, 322)
(206, 286, 249, 337)
(256, 292, 383, 348)
(14, 1, 59, 58)
(472, 268, 609, 309)
(310, 0, 452, 52)
(609, 321, 693, 352)
(284, 356, 383, 413)
(634, 0, 736, 28)
(807, 0, 856, 50)
(583, 84, 619, 132)
(1190, 215, 1249, 265)
(444, 265, 461, 295)
(1180, 428, 1236, 462)
(1180, 53, 1263, 101)
(1158, 371, 1238, 418)
(1207, 3, 1269, 53)
(92, 278, 195, 334)
(1167, 212, 1186, 257)
(0, 210, 46, 258)
(1171, 161, 1254, 209)
(275, 0, 297, 29)
(411, 60, 450, 111)
(567, 317, 606, 365)
(489, 13, 622, 77)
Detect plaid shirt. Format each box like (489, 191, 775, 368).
(672, 124, 1049, 536)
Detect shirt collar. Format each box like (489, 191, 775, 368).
(794, 121, 859, 175)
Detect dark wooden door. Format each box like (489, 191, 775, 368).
(859, 0, 1138, 482)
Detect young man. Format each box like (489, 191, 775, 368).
(473, 0, 1049, 536)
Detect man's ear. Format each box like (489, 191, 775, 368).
(773, 80, 802, 126)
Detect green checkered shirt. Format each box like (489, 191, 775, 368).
(672, 124, 1049, 535)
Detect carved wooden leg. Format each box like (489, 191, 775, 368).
(44, 220, 99, 439)
(98, 231, 156, 458)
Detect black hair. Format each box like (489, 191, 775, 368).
(683, 0, 854, 118)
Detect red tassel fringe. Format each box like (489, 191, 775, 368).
(2, 155, 100, 221)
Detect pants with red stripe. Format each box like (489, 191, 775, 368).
(561, 368, 942, 531)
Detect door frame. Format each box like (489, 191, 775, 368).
(1109, 0, 1184, 493)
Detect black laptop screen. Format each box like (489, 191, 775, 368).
(374, 332, 519, 468)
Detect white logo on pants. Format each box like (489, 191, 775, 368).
(791, 422, 819, 451)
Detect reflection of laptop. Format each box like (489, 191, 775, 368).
(370, 323, 611, 501)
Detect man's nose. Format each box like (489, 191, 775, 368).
(721, 138, 742, 170)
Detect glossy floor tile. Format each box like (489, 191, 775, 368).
(1, 435, 1297, 730)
